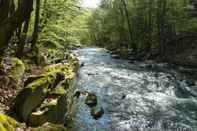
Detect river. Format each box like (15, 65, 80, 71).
(69, 47, 197, 131)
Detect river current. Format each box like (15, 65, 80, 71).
(70, 47, 197, 131)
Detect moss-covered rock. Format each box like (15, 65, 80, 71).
(85, 93, 97, 108)
(0, 57, 25, 88)
(13, 75, 54, 122)
(0, 113, 69, 131)
(0, 113, 23, 131)
(0, 113, 69, 130)
(12, 61, 78, 127)
(28, 95, 68, 127)
(7, 58, 25, 82)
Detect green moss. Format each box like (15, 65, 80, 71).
(43, 64, 75, 79)
(0, 114, 68, 131)
(25, 75, 55, 89)
(0, 57, 25, 86)
(8, 57, 25, 83)
(13, 75, 55, 122)
(13, 61, 79, 127)
(52, 82, 68, 95)
(0, 113, 22, 131)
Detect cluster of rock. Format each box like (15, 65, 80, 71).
(0, 54, 79, 130)
(75, 91, 104, 120)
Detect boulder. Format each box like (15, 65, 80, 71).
(84, 92, 104, 120)
(12, 63, 78, 127)
(121, 94, 126, 99)
(85, 93, 97, 107)
(0, 57, 25, 88)
(28, 95, 68, 127)
(91, 106, 104, 120)
(111, 54, 120, 59)
(80, 62, 85, 67)
(0, 113, 68, 131)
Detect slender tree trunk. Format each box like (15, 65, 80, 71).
(147, 0, 153, 51)
(157, 0, 167, 57)
(16, 17, 31, 57)
(121, 0, 137, 52)
(31, 0, 41, 50)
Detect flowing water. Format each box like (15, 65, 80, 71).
(70, 47, 197, 131)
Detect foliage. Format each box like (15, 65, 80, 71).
(39, 0, 91, 50)
(0, 0, 91, 58)
(0, 113, 23, 131)
(87, 0, 197, 58)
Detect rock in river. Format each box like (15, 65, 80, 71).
(91, 105, 104, 120)
(85, 93, 97, 107)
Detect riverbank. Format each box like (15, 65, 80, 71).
(0, 50, 80, 130)
(108, 42, 197, 81)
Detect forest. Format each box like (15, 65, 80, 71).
(0, 0, 197, 131)
(88, 0, 197, 65)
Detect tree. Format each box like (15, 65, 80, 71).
(31, 0, 41, 50)
(0, 0, 33, 55)
(120, 0, 135, 51)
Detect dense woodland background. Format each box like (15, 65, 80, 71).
(88, 0, 197, 65)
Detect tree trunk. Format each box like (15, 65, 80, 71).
(31, 0, 41, 50)
(16, 17, 31, 57)
(157, 0, 167, 57)
(121, 0, 137, 52)
(0, 0, 33, 55)
(147, 0, 153, 51)
(0, 0, 10, 23)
